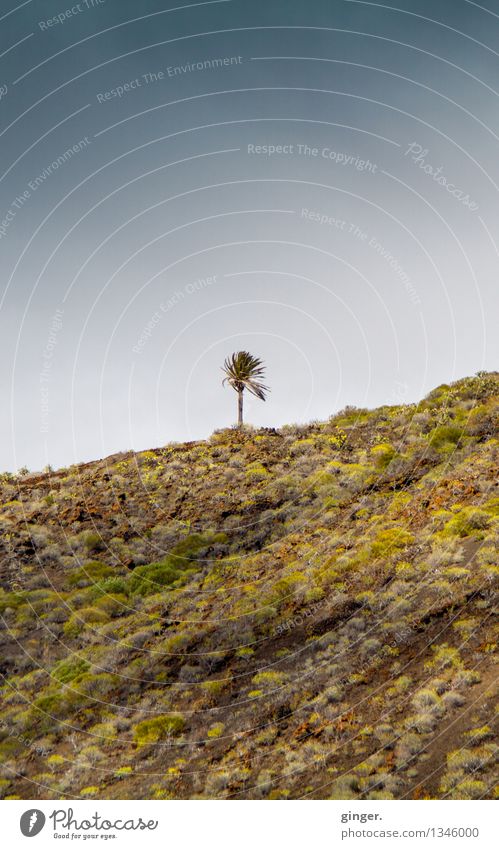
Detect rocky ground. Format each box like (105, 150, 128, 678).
(0, 372, 497, 799)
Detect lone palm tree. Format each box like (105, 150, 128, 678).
(222, 351, 269, 427)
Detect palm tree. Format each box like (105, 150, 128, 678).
(222, 351, 269, 427)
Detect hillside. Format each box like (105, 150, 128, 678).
(0, 373, 498, 800)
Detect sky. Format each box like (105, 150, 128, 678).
(0, 0, 498, 471)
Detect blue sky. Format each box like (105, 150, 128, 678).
(0, 0, 498, 470)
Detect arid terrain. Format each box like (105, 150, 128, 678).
(0, 373, 497, 800)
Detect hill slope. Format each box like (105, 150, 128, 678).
(0, 373, 498, 800)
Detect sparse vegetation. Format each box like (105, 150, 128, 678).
(0, 372, 497, 800)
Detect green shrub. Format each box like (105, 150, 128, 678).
(443, 566, 469, 580)
(93, 594, 127, 618)
(76, 673, 118, 697)
(133, 714, 185, 746)
(129, 533, 225, 596)
(442, 507, 490, 538)
(484, 496, 499, 517)
(447, 745, 494, 773)
(201, 680, 226, 701)
(83, 533, 104, 554)
(128, 561, 181, 596)
(323, 685, 344, 703)
(0, 589, 29, 614)
(0, 738, 24, 759)
(170, 533, 227, 565)
(80, 786, 100, 797)
(114, 766, 133, 779)
(333, 406, 370, 426)
(327, 428, 347, 448)
(449, 779, 486, 799)
(207, 723, 225, 738)
(267, 573, 306, 607)
(251, 670, 287, 688)
(63, 607, 109, 637)
(411, 689, 442, 712)
(95, 577, 129, 596)
(370, 528, 414, 557)
(371, 443, 397, 469)
(426, 644, 462, 670)
(429, 425, 464, 451)
(33, 691, 66, 715)
(465, 725, 492, 744)
(245, 462, 268, 480)
(395, 561, 416, 579)
(0, 778, 11, 799)
(68, 561, 114, 587)
(31, 688, 88, 723)
(304, 587, 325, 603)
(52, 657, 90, 684)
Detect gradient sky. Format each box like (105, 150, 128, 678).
(0, 0, 498, 471)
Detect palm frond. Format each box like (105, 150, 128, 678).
(221, 351, 269, 400)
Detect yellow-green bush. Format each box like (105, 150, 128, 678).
(442, 507, 490, 538)
(114, 766, 133, 778)
(429, 425, 464, 451)
(52, 656, 90, 684)
(80, 786, 100, 797)
(371, 443, 397, 469)
(63, 607, 109, 637)
(133, 714, 185, 746)
(370, 528, 414, 558)
(207, 723, 225, 739)
(68, 561, 114, 587)
(251, 670, 287, 688)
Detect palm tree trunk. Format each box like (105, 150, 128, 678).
(238, 390, 243, 427)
